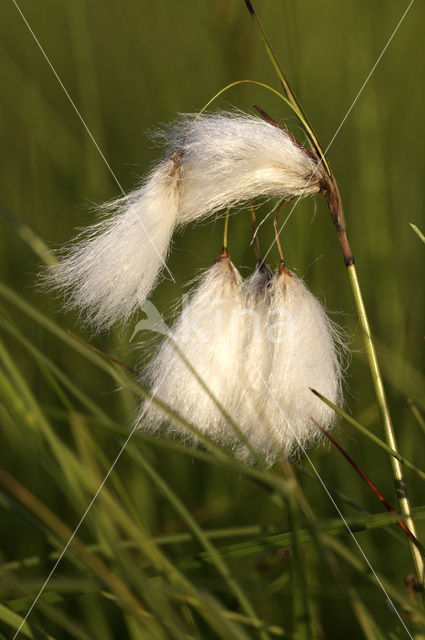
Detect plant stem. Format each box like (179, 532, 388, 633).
(243, 0, 424, 592)
(346, 262, 424, 587)
(223, 209, 230, 249)
(321, 170, 424, 586)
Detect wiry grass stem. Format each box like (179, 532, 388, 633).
(244, 0, 424, 590)
(347, 263, 424, 587)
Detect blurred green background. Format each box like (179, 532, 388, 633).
(1, 1, 425, 638)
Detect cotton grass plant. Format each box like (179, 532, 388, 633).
(47, 98, 348, 463)
(46, 0, 423, 602)
(2, 2, 425, 640)
(141, 211, 345, 465)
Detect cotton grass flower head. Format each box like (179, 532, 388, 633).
(235, 261, 275, 456)
(170, 111, 322, 224)
(47, 111, 322, 331)
(142, 248, 246, 445)
(48, 152, 182, 331)
(255, 263, 344, 462)
(140, 249, 344, 465)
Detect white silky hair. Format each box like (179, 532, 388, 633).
(47, 111, 321, 330)
(48, 155, 181, 331)
(255, 266, 344, 463)
(141, 253, 246, 444)
(171, 111, 322, 224)
(235, 263, 276, 457)
(139, 257, 344, 466)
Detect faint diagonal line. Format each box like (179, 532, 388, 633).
(256, 368, 414, 640)
(11, 0, 175, 283)
(12, 367, 170, 640)
(260, 0, 415, 267)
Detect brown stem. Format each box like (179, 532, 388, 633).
(273, 199, 287, 267)
(320, 172, 354, 266)
(312, 419, 425, 559)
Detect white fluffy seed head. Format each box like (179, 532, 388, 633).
(255, 266, 344, 462)
(139, 258, 344, 466)
(235, 263, 275, 451)
(141, 252, 246, 444)
(47, 155, 181, 331)
(46, 111, 321, 331)
(172, 111, 322, 224)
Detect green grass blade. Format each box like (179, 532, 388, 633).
(243, 1, 330, 173)
(410, 223, 425, 244)
(128, 446, 272, 640)
(408, 399, 425, 436)
(0, 603, 56, 640)
(287, 495, 312, 639)
(175, 506, 425, 570)
(0, 202, 57, 266)
(311, 389, 425, 482)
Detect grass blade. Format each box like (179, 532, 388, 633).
(311, 389, 425, 483)
(410, 223, 425, 244)
(311, 419, 425, 559)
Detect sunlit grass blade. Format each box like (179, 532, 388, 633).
(410, 223, 425, 244)
(197, 79, 293, 115)
(311, 389, 425, 482)
(0, 603, 56, 640)
(408, 399, 425, 437)
(347, 254, 424, 588)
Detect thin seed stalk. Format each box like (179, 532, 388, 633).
(346, 262, 424, 586)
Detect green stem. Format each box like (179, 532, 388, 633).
(244, 1, 330, 174)
(287, 494, 312, 640)
(223, 209, 230, 249)
(243, 0, 424, 601)
(347, 263, 424, 587)
(312, 389, 425, 483)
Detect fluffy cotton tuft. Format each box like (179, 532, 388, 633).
(47, 111, 321, 330)
(253, 266, 344, 463)
(235, 263, 275, 451)
(47, 154, 182, 330)
(139, 258, 344, 466)
(173, 111, 322, 224)
(141, 251, 246, 443)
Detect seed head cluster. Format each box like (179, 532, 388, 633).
(47, 112, 322, 331)
(143, 252, 344, 465)
(46, 111, 343, 464)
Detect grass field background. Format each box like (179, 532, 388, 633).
(1, 1, 425, 638)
